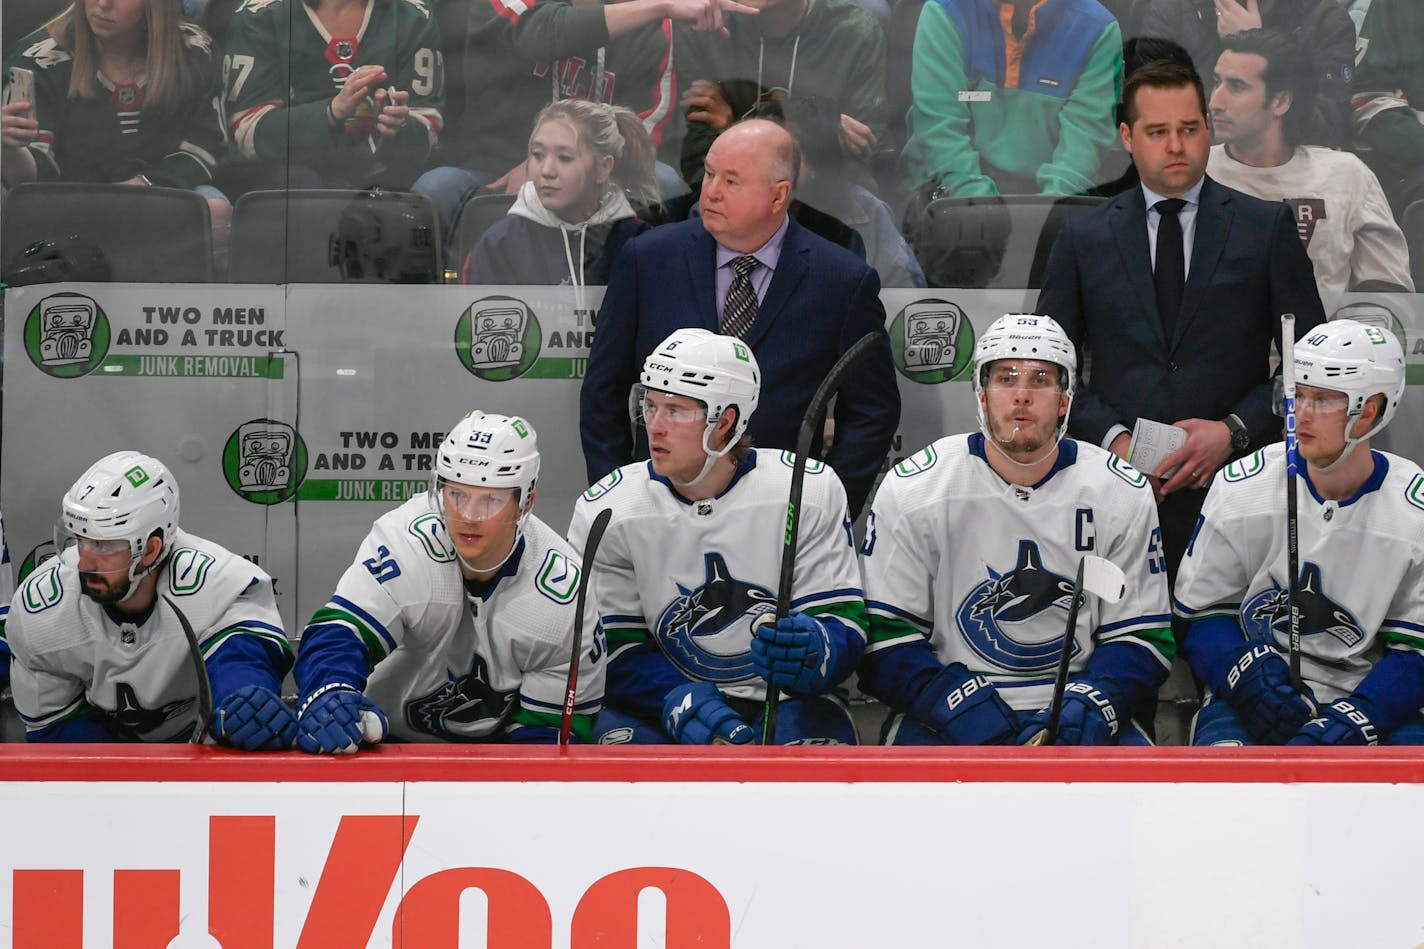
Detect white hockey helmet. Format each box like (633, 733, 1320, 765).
(1292, 318, 1406, 466)
(60, 451, 180, 593)
(432, 410, 540, 509)
(639, 328, 761, 460)
(972, 313, 1077, 446)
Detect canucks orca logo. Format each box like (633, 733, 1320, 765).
(108, 681, 195, 742)
(956, 540, 1082, 672)
(1242, 562, 1365, 650)
(654, 552, 774, 681)
(407, 654, 517, 741)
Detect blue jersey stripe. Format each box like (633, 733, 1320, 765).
(330, 594, 399, 652)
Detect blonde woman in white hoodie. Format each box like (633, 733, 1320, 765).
(463, 100, 659, 287)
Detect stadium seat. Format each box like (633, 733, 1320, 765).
(229, 189, 441, 283)
(912, 194, 1104, 289)
(1, 181, 213, 284)
(1400, 198, 1424, 292)
(450, 193, 519, 280)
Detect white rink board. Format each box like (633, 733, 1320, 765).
(2, 778, 1424, 948)
(4, 283, 1422, 633)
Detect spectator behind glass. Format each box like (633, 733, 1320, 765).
(1136, 0, 1354, 148)
(415, 0, 753, 268)
(899, 0, 1121, 202)
(675, 0, 887, 194)
(1, 0, 230, 242)
(1206, 29, 1412, 294)
(463, 99, 657, 289)
(1351, 0, 1424, 216)
(219, 0, 443, 193)
(751, 96, 926, 287)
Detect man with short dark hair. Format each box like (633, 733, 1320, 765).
(1207, 30, 1412, 295)
(1037, 60, 1325, 621)
(581, 118, 898, 517)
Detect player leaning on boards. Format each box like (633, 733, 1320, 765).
(292, 411, 605, 751)
(1177, 320, 1424, 746)
(4, 452, 295, 746)
(859, 315, 1174, 745)
(569, 328, 867, 745)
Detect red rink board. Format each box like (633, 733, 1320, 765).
(4, 744, 1424, 783)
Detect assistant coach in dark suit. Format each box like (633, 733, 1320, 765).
(1037, 61, 1325, 593)
(581, 118, 899, 515)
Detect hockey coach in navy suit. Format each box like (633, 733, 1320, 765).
(581, 118, 899, 516)
(1037, 60, 1325, 600)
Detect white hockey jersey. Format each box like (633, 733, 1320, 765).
(5, 529, 290, 741)
(861, 435, 1173, 711)
(1174, 445, 1424, 701)
(567, 451, 867, 704)
(299, 495, 604, 742)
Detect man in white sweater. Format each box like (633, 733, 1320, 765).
(1206, 29, 1412, 295)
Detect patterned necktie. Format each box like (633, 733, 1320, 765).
(1153, 198, 1186, 342)
(721, 254, 760, 339)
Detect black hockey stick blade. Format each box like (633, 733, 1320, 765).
(1041, 559, 1086, 746)
(165, 594, 214, 745)
(561, 506, 613, 748)
(761, 330, 885, 745)
(1281, 312, 1305, 688)
(1035, 555, 1125, 745)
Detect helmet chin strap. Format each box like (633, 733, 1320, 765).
(669, 416, 735, 489)
(1307, 412, 1379, 475)
(114, 542, 167, 605)
(984, 426, 1061, 469)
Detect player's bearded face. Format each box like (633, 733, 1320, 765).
(981, 360, 1066, 456)
(75, 539, 137, 604)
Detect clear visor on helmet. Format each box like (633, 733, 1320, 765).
(436, 481, 520, 523)
(634, 385, 710, 427)
(1273, 377, 1350, 417)
(54, 519, 135, 569)
(980, 362, 1065, 393)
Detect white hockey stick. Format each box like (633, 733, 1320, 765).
(1036, 555, 1126, 744)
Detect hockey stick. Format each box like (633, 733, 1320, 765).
(560, 506, 613, 748)
(1037, 555, 1126, 745)
(761, 330, 885, 745)
(165, 594, 214, 745)
(1281, 312, 1304, 688)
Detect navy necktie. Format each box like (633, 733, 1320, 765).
(1154, 198, 1186, 342)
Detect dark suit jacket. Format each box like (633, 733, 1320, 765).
(1036, 176, 1326, 451)
(581, 217, 900, 515)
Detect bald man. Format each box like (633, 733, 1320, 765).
(581, 119, 899, 516)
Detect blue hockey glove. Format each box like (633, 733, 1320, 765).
(1018, 680, 1121, 745)
(1219, 644, 1317, 744)
(1288, 698, 1381, 746)
(911, 662, 1018, 745)
(212, 684, 299, 751)
(661, 681, 754, 745)
(296, 684, 388, 755)
(750, 610, 837, 694)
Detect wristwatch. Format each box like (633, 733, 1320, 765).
(1224, 413, 1250, 453)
